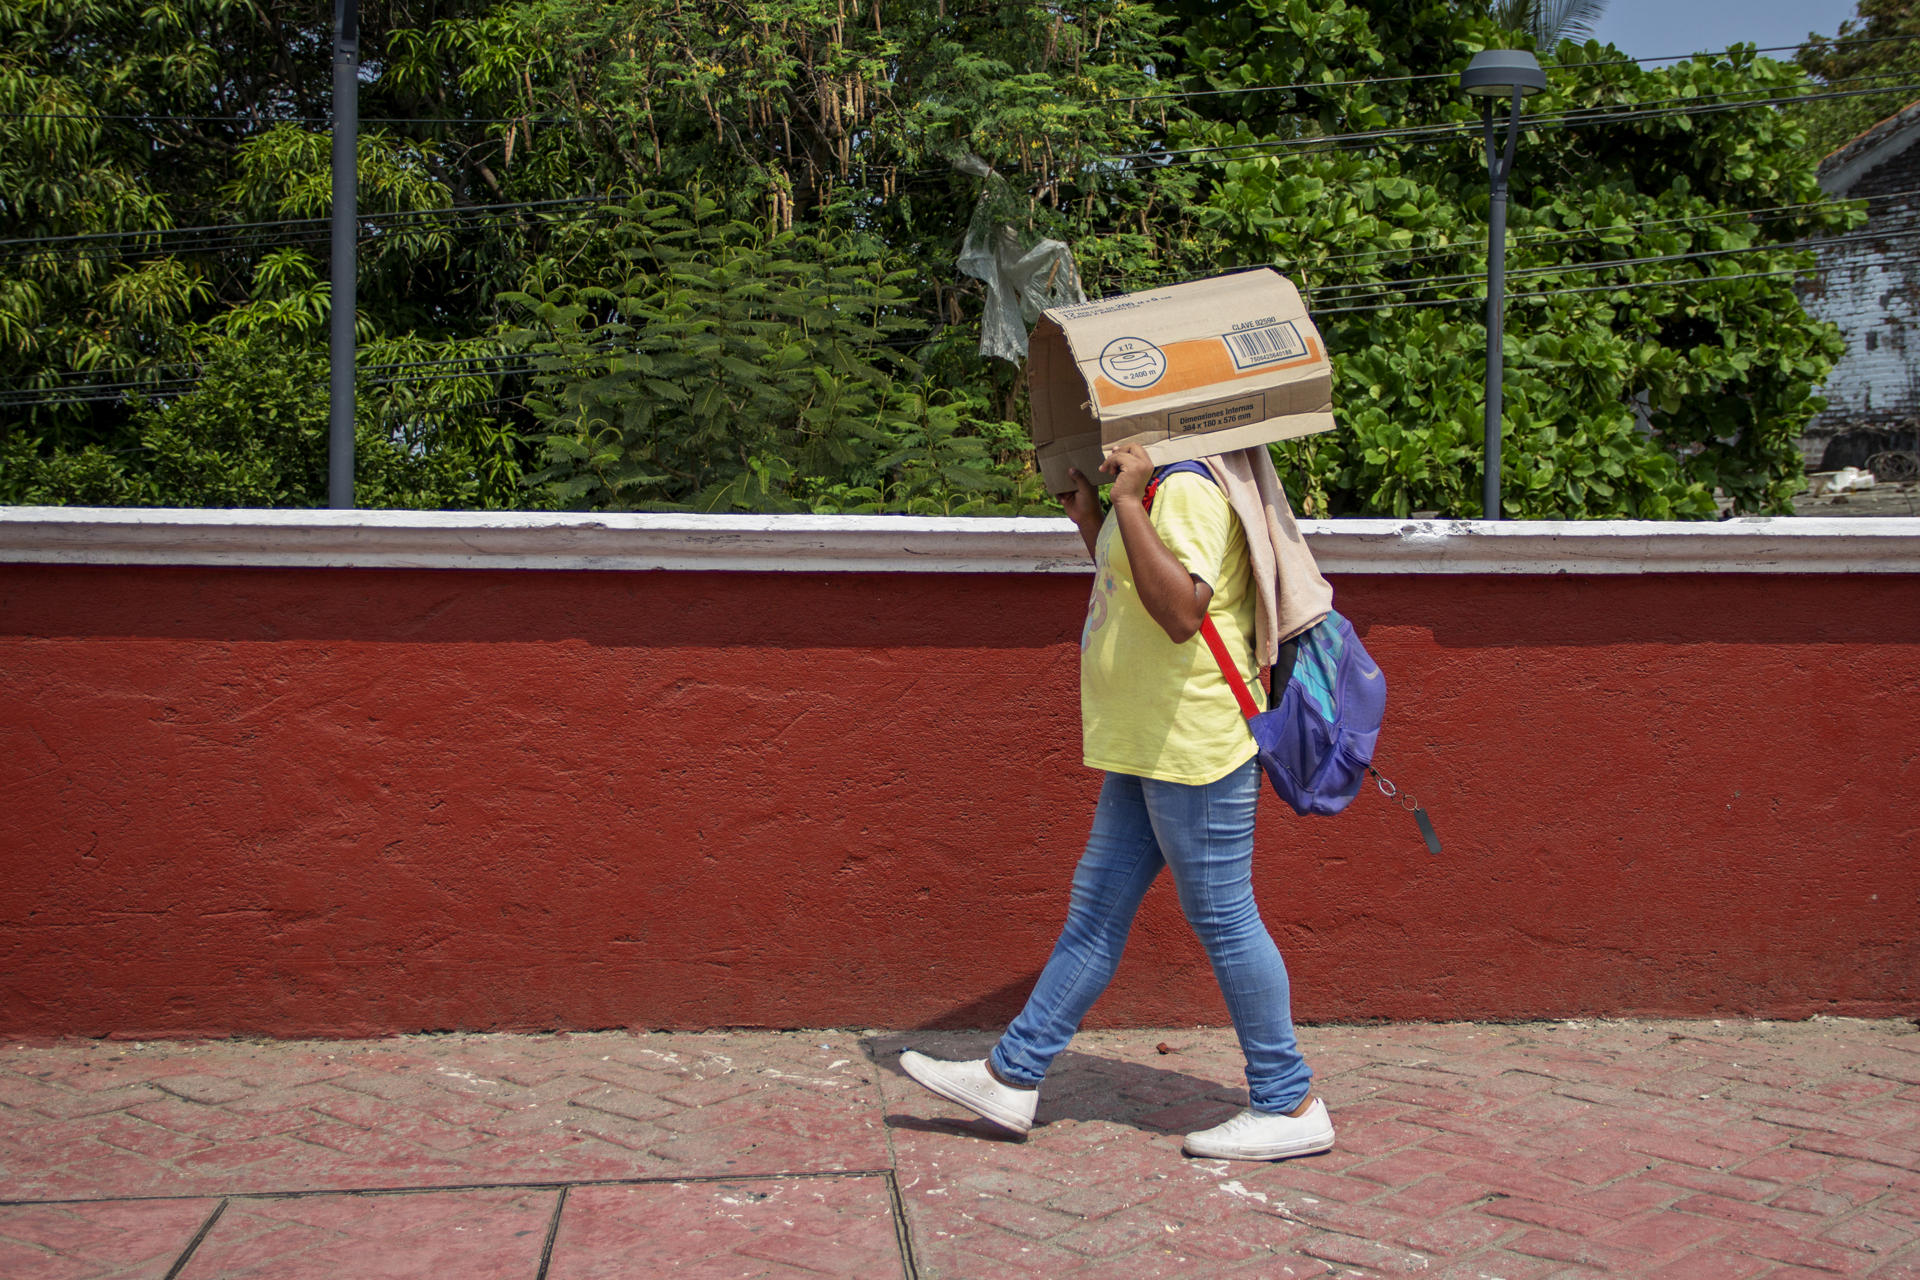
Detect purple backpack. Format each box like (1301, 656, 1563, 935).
(1250, 608, 1383, 816)
(1146, 463, 1434, 849)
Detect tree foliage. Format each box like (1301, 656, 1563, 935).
(1485, 0, 1610, 49)
(1796, 0, 1920, 157)
(0, 0, 1870, 517)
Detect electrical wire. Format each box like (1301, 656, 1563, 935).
(1122, 189, 1886, 289)
(1110, 33, 1920, 106)
(5, 73, 1909, 269)
(0, 337, 643, 407)
(5, 181, 1902, 406)
(898, 66, 1920, 180)
(6, 220, 1902, 406)
(13, 32, 1915, 126)
(1310, 253, 1912, 315)
(0, 196, 612, 257)
(0, 243, 1882, 409)
(8, 50, 1918, 406)
(1302, 223, 1920, 303)
(0, 332, 910, 406)
(1112, 75, 1920, 168)
(1312, 266, 1783, 314)
(0, 79, 1876, 272)
(11, 346, 532, 391)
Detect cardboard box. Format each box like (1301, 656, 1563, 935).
(1027, 268, 1333, 493)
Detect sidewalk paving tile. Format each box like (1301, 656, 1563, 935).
(0, 1198, 218, 1280)
(0, 1018, 1914, 1277)
(174, 1188, 556, 1280)
(543, 1178, 902, 1279)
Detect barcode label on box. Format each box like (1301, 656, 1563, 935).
(1223, 322, 1307, 369)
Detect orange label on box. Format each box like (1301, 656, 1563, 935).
(1094, 335, 1323, 407)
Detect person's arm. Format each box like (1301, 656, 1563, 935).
(1101, 444, 1213, 643)
(1057, 467, 1105, 560)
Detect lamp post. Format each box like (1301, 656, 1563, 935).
(329, 0, 359, 509)
(1460, 50, 1545, 521)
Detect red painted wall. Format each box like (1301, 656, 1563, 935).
(2, 564, 1916, 1039)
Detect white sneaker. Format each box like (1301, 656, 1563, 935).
(898, 1051, 1038, 1135)
(1183, 1097, 1335, 1161)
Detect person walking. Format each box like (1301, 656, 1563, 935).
(899, 442, 1336, 1162)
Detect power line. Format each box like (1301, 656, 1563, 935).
(7, 217, 1901, 406)
(0, 196, 611, 257)
(1304, 222, 1918, 303)
(978, 65, 1920, 178)
(0, 337, 653, 407)
(1311, 256, 1882, 315)
(0, 112, 581, 128)
(1111, 221, 1890, 313)
(0, 113, 325, 125)
(1526, 70, 1920, 134)
(1130, 188, 1886, 287)
(0, 111, 620, 128)
(1114, 74, 1920, 169)
(14, 32, 1911, 129)
(4, 184, 1895, 408)
(0, 31, 1907, 243)
(7, 76, 1908, 268)
(1114, 33, 1920, 106)
(1115, 72, 1456, 107)
(0, 175, 957, 265)
(0, 329, 921, 407)
(11, 345, 533, 390)
(0, 248, 1880, 409)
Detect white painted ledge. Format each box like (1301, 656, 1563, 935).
(1, 506, 1918, 574)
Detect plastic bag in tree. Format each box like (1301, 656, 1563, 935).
(955, 155, 1085, 363)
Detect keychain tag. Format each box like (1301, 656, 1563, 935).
(1373, 769, 1441, 856)
(1414, 807, 1441, 856)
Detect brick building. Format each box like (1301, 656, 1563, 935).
(1801, 100, 1920, 469)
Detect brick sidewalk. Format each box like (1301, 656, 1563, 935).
(1, 1019, 1915, 1278)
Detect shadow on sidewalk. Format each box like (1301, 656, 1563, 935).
(861, 1031, 1250, 1140)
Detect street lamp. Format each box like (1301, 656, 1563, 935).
(329, 0, 359, 509)
(1460, 50, 1546, 521)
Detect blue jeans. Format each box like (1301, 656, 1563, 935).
(990, 760, 1313, 1113)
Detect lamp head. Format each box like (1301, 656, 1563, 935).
(1460, 49, 1547, 98)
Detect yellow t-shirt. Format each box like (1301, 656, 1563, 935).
(1080, 471, 1262, 785)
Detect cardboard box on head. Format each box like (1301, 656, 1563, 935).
(1027, 268, 1334, 494)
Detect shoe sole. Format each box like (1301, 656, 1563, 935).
(899, 1053, 1033, 1135)
(1182, 1129, 1335, 1161)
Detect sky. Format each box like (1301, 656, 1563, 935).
(1588, 0, 1862, 61)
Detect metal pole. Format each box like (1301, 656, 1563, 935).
(329, 0, 359, 509)
(1481, 90, 1524, 521)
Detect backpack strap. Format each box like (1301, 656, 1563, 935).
(1141, 459, 1214, 508)
(1198, 616, 1262, 720)
(1142, 462, 1262, 722)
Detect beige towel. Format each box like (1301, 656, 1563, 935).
(1199, 447, 1333, 670)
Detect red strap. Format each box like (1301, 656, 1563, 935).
(1145, 474, 1261, 722)
(1200, 617, 1261, 720)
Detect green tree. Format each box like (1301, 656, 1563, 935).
(0, 0, 538, 508)
(1487, 0, 1610, 47)
(486, 0, 1193, 511)
(1796, 1, 1920, 155)
(1169, 0, 1852, 515)
(0, 0, 1873, 518)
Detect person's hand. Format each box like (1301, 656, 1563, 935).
(1100, 444, 1154, 506)
(1059, 467, 1102, 529)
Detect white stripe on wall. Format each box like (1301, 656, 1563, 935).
(2, 507, 1917, 574)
